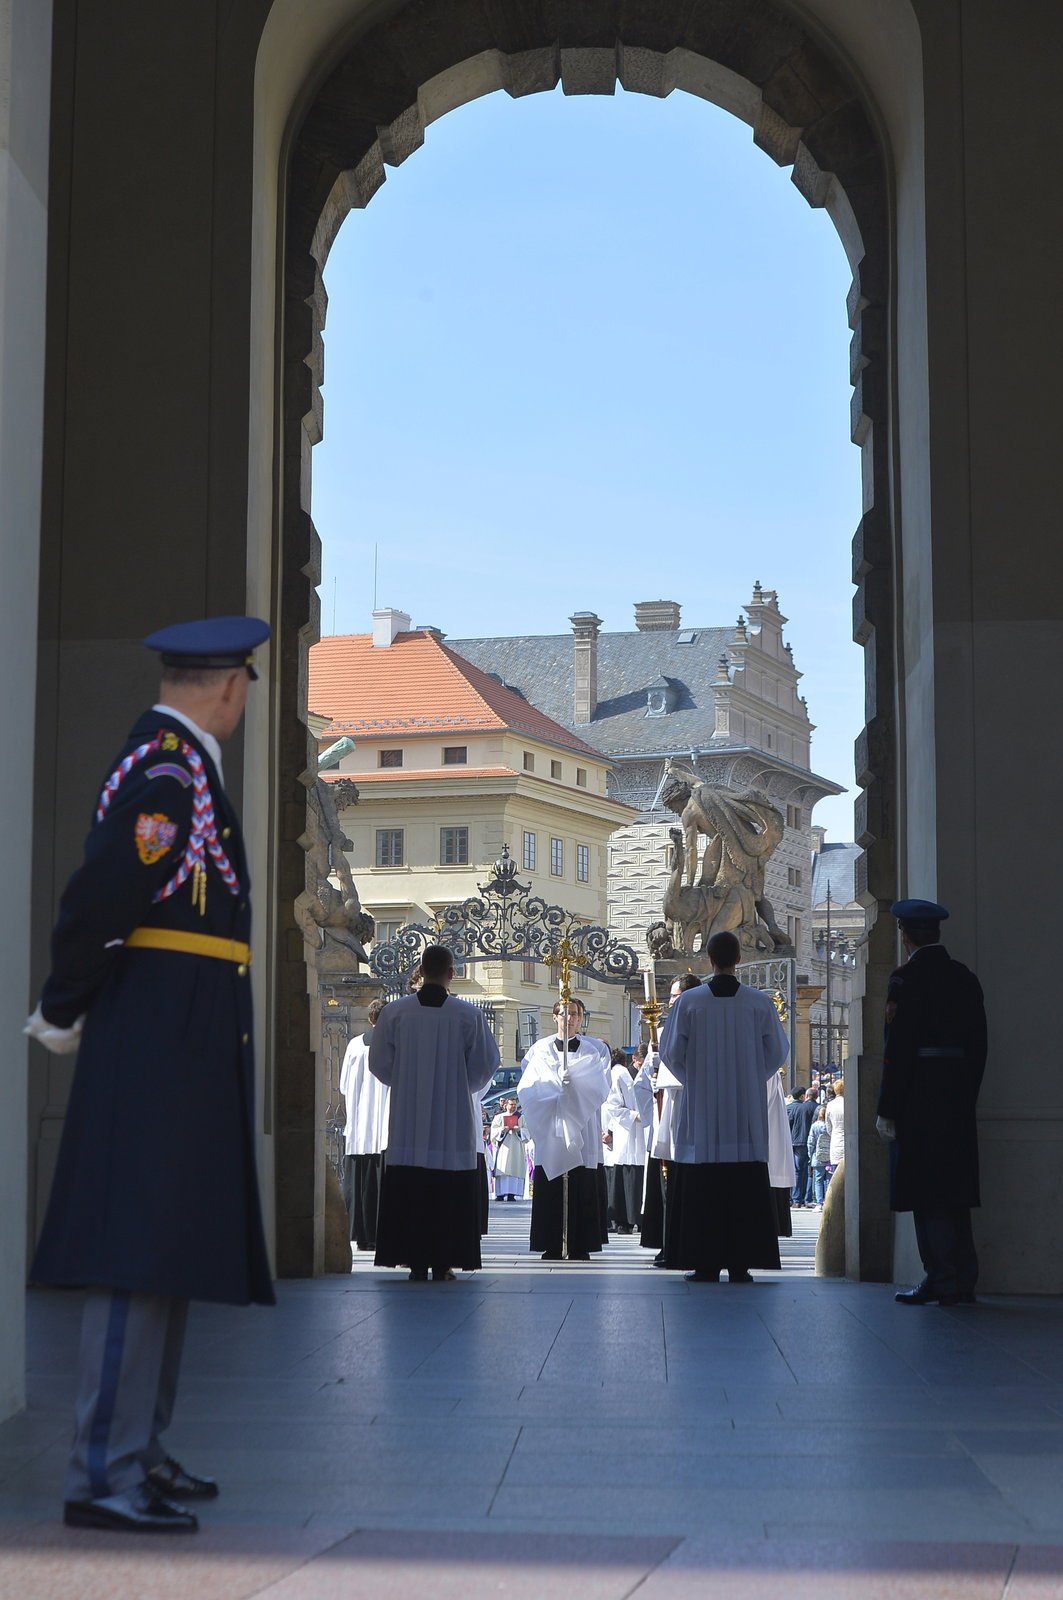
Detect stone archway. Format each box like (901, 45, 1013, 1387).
(272, 1, 896, 1279)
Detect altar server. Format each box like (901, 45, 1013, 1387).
(662, 931, 789, 1283)
(339, 997, 389, 1250)
(518, 999, 611, 1260)
(637, 975, 699, 1263)
(604, 1049, 646, 1233)
(766, 1067, 796, 1237)
(370, 945, 499, 1281)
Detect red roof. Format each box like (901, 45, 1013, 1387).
(309, 631, 604, 760)
(322, 767, 519, 784)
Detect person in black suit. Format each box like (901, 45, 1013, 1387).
(877, 899, 987, 1307)
(26, 617, 275, 1532)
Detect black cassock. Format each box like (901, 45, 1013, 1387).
(31, 710, 274, 1308)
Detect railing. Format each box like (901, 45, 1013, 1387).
(737, 956, 797, 1085)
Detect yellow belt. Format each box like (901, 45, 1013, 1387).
(125, 927, 251, 966)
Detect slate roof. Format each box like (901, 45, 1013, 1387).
(308, 630, 604, 759)
(811, 841, 860, 907)
(448, 627, 738, 760)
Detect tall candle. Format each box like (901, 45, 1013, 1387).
(643, 968, 654, 1003)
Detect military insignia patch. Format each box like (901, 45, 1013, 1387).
(135, 812, 179, 865)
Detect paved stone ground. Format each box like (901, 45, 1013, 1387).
(4, 1205, 1063, 1596)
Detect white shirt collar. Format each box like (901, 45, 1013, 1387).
(153, 704, 224, 787)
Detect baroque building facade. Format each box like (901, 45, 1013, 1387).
(451, 585, 842, 969)
(308, 612, 635, 1060)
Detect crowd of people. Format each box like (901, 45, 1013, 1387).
(785, 1079, 844, 1211)
(337, 929, 804, 1284)
(21, 603, 989, 1536)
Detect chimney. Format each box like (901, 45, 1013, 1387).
(570, 611, 602, 725)
(634, 600, 681, 632)
(371, 608, 411, 647)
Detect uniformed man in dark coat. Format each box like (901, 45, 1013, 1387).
(876, 899, 987, 1307)
(25, 617, 275, 1532)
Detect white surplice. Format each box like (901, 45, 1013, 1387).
(368, 991, 499, 1170)
(339, 1031, 390, 1156)
(766, 1070, 797, 1188)
(660, 983, 790, 1164)
(604, 1065, 647, 1167)
(632, 1046, 683, 1160)
(517, 1037, 611, 1181)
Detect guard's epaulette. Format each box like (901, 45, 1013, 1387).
(95, 731, 239, 915)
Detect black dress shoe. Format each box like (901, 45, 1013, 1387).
(727, 1271, 755, 1284)
(540, 1252, 563, 1261)
(432, 1267, 457, 1281)
(895, 1285, 957, 1305)
(147, 1455, 219, 1501)
(408, 1267, 429, 1281)
(64, 1483, 198, 1533)
(684, 1270, 720, 1283)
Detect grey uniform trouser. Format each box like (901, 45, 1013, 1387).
(65, 1289, 188, 1502)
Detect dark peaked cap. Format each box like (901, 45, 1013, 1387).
(144, 616, 271, 679)
(891, 898, 949, 923)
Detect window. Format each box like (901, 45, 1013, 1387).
(766, 731, 773, 749)
(523, 751, 535, 772)
(788, 866, 803, 888)
(576, 844, 589, 883)
(551, 759, 562, 780)
(576, 767, 587, 788)
(550, 837, 564, 876)
(375, 828, 404, 867)
(576, 967, 590, 991)
(521, 959, 536, 983)
(442, 746, 467, 765)
(787, 915, 803, 948)
(379, 749, 402, 768)
(440, 826, 469, 865)
(371, 918, 403, 945)
(522, 830, 536, 871)
(787, 803, 802, 829)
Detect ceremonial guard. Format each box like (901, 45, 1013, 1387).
(339, 997, 389, 1250)
(26, 618, 275, 1533)
(517, 999, 611, 1261)
(877, 899, 988, 1306)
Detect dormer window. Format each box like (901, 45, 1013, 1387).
(645, 676, 676, 718)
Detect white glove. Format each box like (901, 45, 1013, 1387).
(24, 1005, 84, 1056)
(876, 1116, 896, 1141)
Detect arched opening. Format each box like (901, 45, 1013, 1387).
(267, 2, 897, 1281)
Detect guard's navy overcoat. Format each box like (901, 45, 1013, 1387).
(877, 944, 987, 1213)
(31, 710, 275, 1306)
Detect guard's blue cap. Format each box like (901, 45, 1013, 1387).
(891, 898, 949, 923)
(144, 616, 271, 680)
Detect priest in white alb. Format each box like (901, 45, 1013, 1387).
(660, 930, 790, 1283)
(369, 945, 499, 1282)
(338, 997, 389, 1251)
(518, 999, 611, 1261)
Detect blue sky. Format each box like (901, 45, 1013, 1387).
(313, 85, 863, 840)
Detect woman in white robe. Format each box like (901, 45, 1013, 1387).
(518, 1001, 611, 1260)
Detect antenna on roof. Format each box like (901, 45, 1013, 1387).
(373, 544, 379, 611)
(332, 575, 337, 635)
